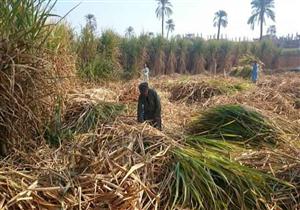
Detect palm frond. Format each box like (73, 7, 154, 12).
(266, 9, 276, 22)
(247, 13, 259, 30)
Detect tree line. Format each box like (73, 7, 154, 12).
(53, 0, 280, 80)
(154, 0, 275, 40)
(72, 18, 280, 80)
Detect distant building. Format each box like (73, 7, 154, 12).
(185, 33, 195, 39)
(254, 34, 300, 49)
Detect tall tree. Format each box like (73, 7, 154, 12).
(125, 26, 135, 38)
(155, 0, 173, 38)
(85, 14, 97, 32)
(166, 19, 175, 39)
(213, 10, 228, 40)
(247, 0, 275, 40)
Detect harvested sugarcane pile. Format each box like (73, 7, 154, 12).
(169, 81, 222, 103)
(295, 99, 300, 109)
(0, 122, 172, 209)
(68, 88, 118, 103)
(229, 65, 252, 79)
(169, 79, 251, 104)
(236, 145, 300, 209)
(171, 143, 290, 210)
(119, 82, 140, 102)
(188, 104, 281, 147)
(1, 122, 293, 210)
(184, 103, 300, 208)
(206, 86, 300, 121)
(229, 54, 264, 79)
(261, 74, 300, 110)
(3, 1, 300, 210)
(45, 95, 125, 146)
(62, 101, 124, 132)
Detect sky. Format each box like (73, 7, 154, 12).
(54, 0, 300, 39)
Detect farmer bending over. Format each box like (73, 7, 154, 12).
(137, 82, 162, 130)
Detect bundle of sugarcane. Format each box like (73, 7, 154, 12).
(68, 88, 118, 104)
(169, 81, 223, 103)
(238, 54, 264, 67)
(170, 137, 292, 210)
(205, 87, 299, 121)
(236, 144, 300, 209)
(229, 54, 264, 79)
(62, 100, 125, 132)
(188, 104, 281, 146)
(45, 97, 125, 146)
(169, 79, 251, 104)
(229, 65, 252, 79)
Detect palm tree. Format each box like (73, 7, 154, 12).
(155, 0, 173, 38)
(247, 0, 275, 40)
(166, 19, 175, 39)
(213, 10, 228, 40)
(125, 26, 135, 38)
(85, 14, 97, 31)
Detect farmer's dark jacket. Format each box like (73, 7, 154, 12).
(137, 89, 161, 122)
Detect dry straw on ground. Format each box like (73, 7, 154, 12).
(1, 73, 300, 209)
(0, 121, 173, 209)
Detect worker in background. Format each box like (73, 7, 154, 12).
(142, 64, 150, 83)
(137, 82, 162, 130)
(251, 60, 259, 84)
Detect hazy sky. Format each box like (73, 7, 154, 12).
(54, 0, 300, 39)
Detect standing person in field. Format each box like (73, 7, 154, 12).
(142, 64, 150, 83)
(137, 82, 162, 130)
(251, 60, 259, 84)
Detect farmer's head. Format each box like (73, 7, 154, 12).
(139, 82, 149, 96)
(144, 63, 148, 68)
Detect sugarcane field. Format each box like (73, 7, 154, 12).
(1, 0, 300, 209)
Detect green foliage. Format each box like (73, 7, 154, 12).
(149, 36, 167, 75)
(45, 101, 125, 146)
(99, 30, 121, 61)
(252, 40, 281, 68)
(171, 142, 289, 209)
(155, 0, 173, 37)
(248, 0, 275, 39)
(66, 102, 125, 133)
(77, 28, 122, 80)
(46, 22, 75, 52)
(120, 37, 145, 78)
(230, 65, 253, 79)
(72, 24, 281, 79)
(213, 10, 228, 40)
(188, 104, 280, 146)
(206, 40, 219, 58)
(0, 0, 58, 49)
(77, 25, 98, 67)
(44, 97, 70, 146)
(207, 79, 252, 93)
(80, 57, 118, 80)
(165, 38, 177, 74)
(216, 41, 233, 70)
(175, 37, 192, 74)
